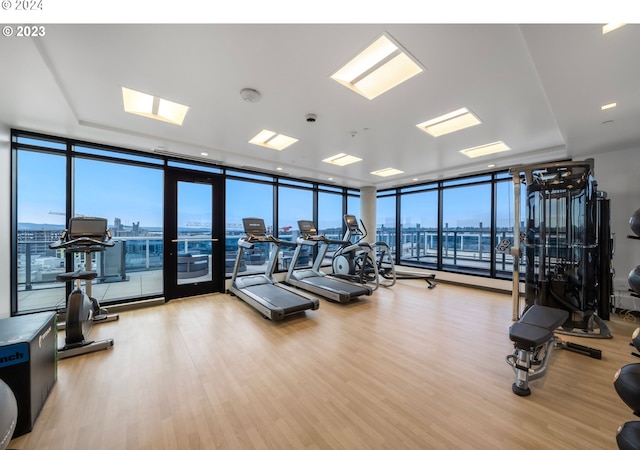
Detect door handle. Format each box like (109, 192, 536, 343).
(171, 238, 219, 243)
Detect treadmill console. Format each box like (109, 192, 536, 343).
(297, 220, 317, 237)
(242, 217, 267, 237)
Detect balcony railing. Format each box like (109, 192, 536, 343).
(16, 228, 520, 312)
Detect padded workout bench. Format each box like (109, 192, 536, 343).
(507, 304, 602, 396)
(507, 305, 568, 396)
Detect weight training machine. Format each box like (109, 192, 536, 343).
(505, 160, 609, 395)
(509, 159, 612, 337)
(49, 216, 118, 359)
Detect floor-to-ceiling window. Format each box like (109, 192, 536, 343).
(317, 189, 344, 265)
(494, 173, 523, 277)
(13, 128, 539, 315)
(376, 193, 397, 256)
(11, 131, 356, 315)
(225, 173, 275, 276)
(347, 189, 361, 221)
(441, 176, 492, 274)
(15, 140, 67, 313)
(399, 185, 439, 267)
(379, 172, 526, 279)
(73, 152, 164, 302)
(13, 135, 166, 313)
(277, 180, 313, 269)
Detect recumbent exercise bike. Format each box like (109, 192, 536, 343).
(49, 216, 118, 359)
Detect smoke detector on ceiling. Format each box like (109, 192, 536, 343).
(240, 88, 261, 103)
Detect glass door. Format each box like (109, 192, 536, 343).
(164, 168, 225, 300)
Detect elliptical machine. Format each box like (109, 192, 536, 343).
(49, 216, 118, 359)
(332, 214, 397, 290)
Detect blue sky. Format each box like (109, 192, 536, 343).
(18, 152, 350, 230)
(18, 149, 517, 232)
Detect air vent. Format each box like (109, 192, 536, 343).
(298, 176, 338, 185)
(240, 166, 291, 176)
(152, 149, 222, 165)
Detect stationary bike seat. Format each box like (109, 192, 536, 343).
(56, 270, 98, 283)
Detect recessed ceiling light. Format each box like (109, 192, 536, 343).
(200, 152, 209, 156)
(122, 87, 189, 126)
(413, 178, 419, 181)
(371, 167, 405, 177)
(416, 107, 482, 137)
(328, 177, 334, 181)
(488, 164, 496, 168)
(602, 23, 626, 34)
(322, 153, 363, 166)
(601, 102, 617, 110)
(276, 167, 283, 171)
(331, 32, 425, 100)
(249, 129, 298, 151)
(460, 141, 510, 158)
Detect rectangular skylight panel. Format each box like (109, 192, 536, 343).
(371, 167, 404, 177)
(157, 98, 190, 126)
(122, 87, 154, 113)
(354, 52, 424, 100)
(268, 134, 298, 151)
(121, 87, 189, 126)
(459, 141, 510, 158)
(332, 35, 398, 85)
(249, 129, 298, 151)
(322, 153, 363, 166)
(417, 107, 482, 137)
(331, 32, 424, 100)
(249, 130, 276, 144)
(602, 23, 626, 34)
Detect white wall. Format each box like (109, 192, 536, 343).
(588, 147, 640, 307)
(0, 124, 10, 318)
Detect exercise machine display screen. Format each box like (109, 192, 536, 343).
(344, 214, 358, 230)
(297, 220, 317, 235)
(68, 217, 108, 239)
(242, 218, 267, 236)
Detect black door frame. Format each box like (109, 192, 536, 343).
(163, 167, 225, 300)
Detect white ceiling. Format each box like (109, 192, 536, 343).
(1, 24, 639, 189)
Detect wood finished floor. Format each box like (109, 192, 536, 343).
(9, 280, 640, 450)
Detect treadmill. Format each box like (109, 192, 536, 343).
(285, 220, 373, 303)
(228, 218, 320, 320)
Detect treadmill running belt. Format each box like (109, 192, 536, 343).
(246, 284, 315, 314)
(302, 276, 370, 296)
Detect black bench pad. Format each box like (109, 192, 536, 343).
(509, 305, 569, 348)
(519, 305, 568, 329)
(510, 322, 554, 348)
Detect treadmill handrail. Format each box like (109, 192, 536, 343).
(243, 234, 280, 244)
(299, 233, 349, 247)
